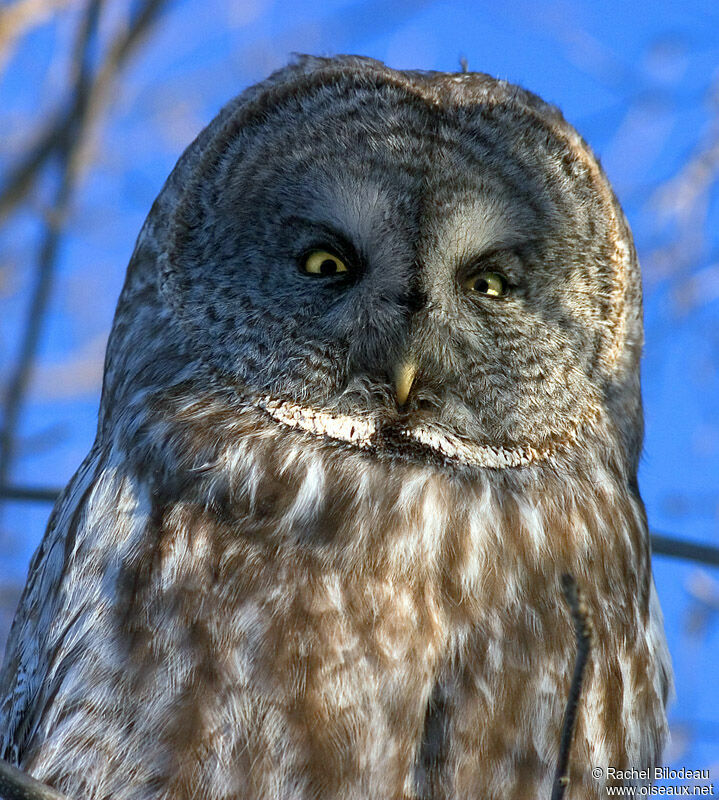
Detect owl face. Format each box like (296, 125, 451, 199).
(159, 58, 640, 470)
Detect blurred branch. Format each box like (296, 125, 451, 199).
(0, 757, 69, 800)
(647, 111, 719, 290)
(0, 0, 98, 490)
(0, 0, 77, 75)
(653, 77, 719, 226)
(640, 76, 719, 304)
(652, 533, 719, 567)
(0, 0, 171, 498)
(685, 570, 719, 636)
(0, 485, 60, 503)
(0, 0, 103, 496)
(0, 0, 170, 223)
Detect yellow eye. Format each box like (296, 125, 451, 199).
(463, 271, 508, 298)
(302, 250, 349, 276)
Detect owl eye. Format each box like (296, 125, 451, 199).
(462, 271, 509, 298)
(301, 250, 349, 276)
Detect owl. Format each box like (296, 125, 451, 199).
(0, 55, 671, 800)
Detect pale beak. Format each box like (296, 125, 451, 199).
(393, 361, 417, 407)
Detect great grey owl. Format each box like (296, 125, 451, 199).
(0, 55, 672, 800)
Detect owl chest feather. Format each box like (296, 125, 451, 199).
(8, 427, 669, 800)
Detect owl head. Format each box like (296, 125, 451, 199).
(104, 55, 643, 477)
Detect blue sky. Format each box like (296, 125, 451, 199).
(1, 0, 718, 772)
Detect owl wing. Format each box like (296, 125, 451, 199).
(0, 447, 104, 763)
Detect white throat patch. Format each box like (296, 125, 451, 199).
(256, 396, 549, 469)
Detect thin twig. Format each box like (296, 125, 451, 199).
(0, 758, 69, 800)
(551, 574, 593, 800)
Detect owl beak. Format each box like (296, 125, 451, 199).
(393, 361, 417, 407)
